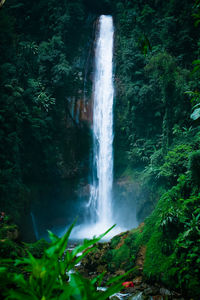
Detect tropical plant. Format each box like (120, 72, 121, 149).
(0, 224, 129, 300)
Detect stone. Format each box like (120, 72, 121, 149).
(143, 286, 160, 296)
(97, 265, 105, 273)
(115, 270, 125, 276)
(160, 287, 171, 296)
(110, 296, 121, 300)
(128, 292, 144, 300)
(133, 276, 142, 285)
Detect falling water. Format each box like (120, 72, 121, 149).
(31, 212, 39, 240)
(89, 15, 114, 225)
(70, 15, 125, 239)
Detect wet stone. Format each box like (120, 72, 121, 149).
(160, 288, 171, 296)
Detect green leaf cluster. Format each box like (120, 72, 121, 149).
(1, 224, 127, 300)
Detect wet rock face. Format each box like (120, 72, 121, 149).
(67, 97, 93, 126)
(75, 184, 91, 199)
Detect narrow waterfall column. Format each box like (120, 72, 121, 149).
(70, 15, 125, 239)
(90, 15, 114, 226)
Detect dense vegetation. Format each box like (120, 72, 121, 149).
(113, 0, 200, 219)
(111, 0, 200, 297)
(1, 0, 200, 298)
(0, 0, 95, 239)
(0, 223, 130, 299)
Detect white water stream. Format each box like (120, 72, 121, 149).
(89, 14, 114, 225)
(71, 15, 125, 239)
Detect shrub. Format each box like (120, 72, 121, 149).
(159, 144, 192, 182)
(160, 207, 183, 239)
(188, 150, 200, 184)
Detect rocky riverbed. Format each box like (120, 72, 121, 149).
(71, 228, 184, 300)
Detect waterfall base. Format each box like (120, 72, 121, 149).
(70, 222, 126, 240)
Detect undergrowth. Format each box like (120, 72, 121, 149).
(0, 224, 130, 300)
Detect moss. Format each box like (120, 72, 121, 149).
(143, 230, 177, 286)
(112, 243, 132, 270)
(110, 235, 121, 249)
(105, 231, 141, 272)
(135, 174, 200, 296)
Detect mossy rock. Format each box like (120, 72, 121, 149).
(105, 231, 140, 272)
(0, 224, 19, 240)
(110, 235, 121, 248)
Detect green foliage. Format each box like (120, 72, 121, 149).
(104, 231, 140, 273)
(0, 0, 93, 233)
(159, 144, 192, 181)
(114, 0, 196, 184)
(143, 230, 176, 285)
(160, 207, 183, 239)
(1, 224, 127, 299)
(174, 212, 200, 297)
(127, 139, 157, 167)
(188, 150, 200, 183)
(111, 244, 131, 270)
(24, 239, 49, 258)
(193, 0, 200, 27)
(0, 239, 23, 259)
(139, 177, 200, 297)
(185, 89, 200, 120)
(110, 235, 121, 249)
(0, 0, 200, 297)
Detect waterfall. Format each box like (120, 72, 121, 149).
(31, 212, 39, 240)
(89, 15, 114, 225)
(70, 15, 125, 239)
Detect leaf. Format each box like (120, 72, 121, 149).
(192, 102, 200, 109)
(1, 223, 125, 300)
(191, 65, 200, 73)
(192, 59, 200, 65)
(194, 19, 200, 26)
(96, 282, 123, 300)
(47, 230, 59, 243)
(45, 222, 75, 258)
(91, 272, 106, 287)
(191, 108, 200, 120)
